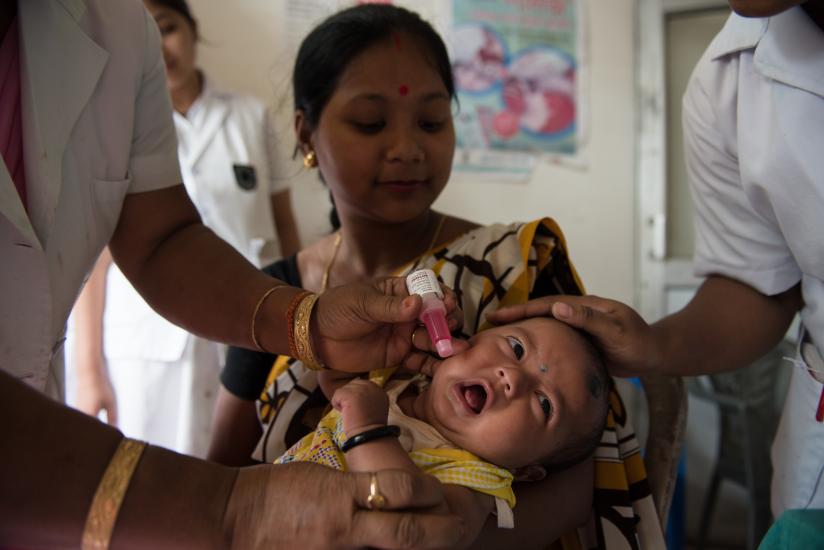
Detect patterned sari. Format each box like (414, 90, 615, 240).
(255, 218, 664, 549)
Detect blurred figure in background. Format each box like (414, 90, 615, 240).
(71, 0, 300, 457)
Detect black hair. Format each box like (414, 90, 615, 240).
(293, 4, 455, 130)
(540, 327, 612, 474)
(146, 0, 198, 38)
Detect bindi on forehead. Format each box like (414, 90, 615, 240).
(391, 32, 410, 96)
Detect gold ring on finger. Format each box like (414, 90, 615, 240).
(366, 472, 386, 510)
(411, 326, 421, 348)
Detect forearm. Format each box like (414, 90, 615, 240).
(112, 446, 235, 549)
(114, 223, 282, 348)
(74, 248, 112, 375)
(109, 186, 303, 354)
(0, 370, 234, 548)
(651, 276, 800, 376)
(207, 386, 262, 467)
(344, 434, 419, 475)
(471, 457, 593, 549)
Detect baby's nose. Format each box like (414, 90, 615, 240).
(496, 366, 524, 396)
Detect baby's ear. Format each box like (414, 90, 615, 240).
(512, 464, 547, 482)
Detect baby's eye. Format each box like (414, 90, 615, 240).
(537, 393, 552, 419)
(506, 336, 524, 360)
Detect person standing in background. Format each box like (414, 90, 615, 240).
(71, 0, 300, 457)
(490, 0, 824, 523)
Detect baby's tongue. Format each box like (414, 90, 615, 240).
(463, 385, 486, 413)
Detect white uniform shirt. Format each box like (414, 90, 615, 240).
(102, 80, 288, 363)
(684, 7, 824, 513)
(685, 7, 824, 353)
(0, 0, 180, 396)
(174, 79, 287, 267)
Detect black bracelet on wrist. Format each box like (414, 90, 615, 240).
(340, 425, 401, 453)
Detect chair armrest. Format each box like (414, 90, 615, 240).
(640, 374, 687, 531)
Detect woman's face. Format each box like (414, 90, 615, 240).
(144, 1, 198, 92)
(300, 35, 455, 226)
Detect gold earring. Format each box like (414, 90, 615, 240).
(303, 150, 317, 169)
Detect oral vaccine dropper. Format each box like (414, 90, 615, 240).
(405, 269, 454, 358)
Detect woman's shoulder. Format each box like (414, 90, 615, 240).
(438, 215, 480, 244)
(438, 216, 555, 248)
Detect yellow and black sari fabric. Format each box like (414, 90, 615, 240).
(254, 218, 664, 549)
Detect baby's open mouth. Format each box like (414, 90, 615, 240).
(461, 383, 487, 414)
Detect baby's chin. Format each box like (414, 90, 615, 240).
(464, 445, 519, 471)
(426, 374, 509, 462)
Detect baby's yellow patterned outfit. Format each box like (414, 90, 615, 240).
(275, 367, 516, 527)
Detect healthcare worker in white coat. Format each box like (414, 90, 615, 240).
(71, 0, 300, 458)
(488, 0, 824, 526)
(0, 1, 464, 546)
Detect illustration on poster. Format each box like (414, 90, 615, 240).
(451, 23, 575, 144)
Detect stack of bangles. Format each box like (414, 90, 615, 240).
(251, 285, 325, 370)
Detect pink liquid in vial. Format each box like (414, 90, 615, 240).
(420, 303, 453, 358)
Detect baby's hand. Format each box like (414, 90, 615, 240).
(332, 379, 389, 434)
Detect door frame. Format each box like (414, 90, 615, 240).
(635, 0, 727, 321)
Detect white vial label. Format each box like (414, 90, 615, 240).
(406, 269, 443, 299)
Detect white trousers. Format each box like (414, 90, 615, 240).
(105, 336, 223, 458)
(771, 336, 824, 514)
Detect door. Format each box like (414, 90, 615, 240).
(637, 0, 728, 321)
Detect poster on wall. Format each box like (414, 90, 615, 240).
(448, 0, 587, 178)
(282, 0, 585, 180)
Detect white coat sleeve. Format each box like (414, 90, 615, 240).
(264, 107, 290, 195)
(127, 7, 183, 194)
(684, 55, 801, 296)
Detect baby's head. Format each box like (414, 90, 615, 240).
(422, 317, 611, 475)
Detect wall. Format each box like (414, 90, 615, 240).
(190, 0, 638, 304)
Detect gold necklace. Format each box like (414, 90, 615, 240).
(320, 232, 342, 292)
(320, 213, 446, 292)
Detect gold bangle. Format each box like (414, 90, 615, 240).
(251, 285, 293, 352)
(287, 290, 313, 359)
(82, 438, 147, 550)
(293, 292, 324, 370)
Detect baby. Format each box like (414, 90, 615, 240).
(276, 316, 611, 544)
